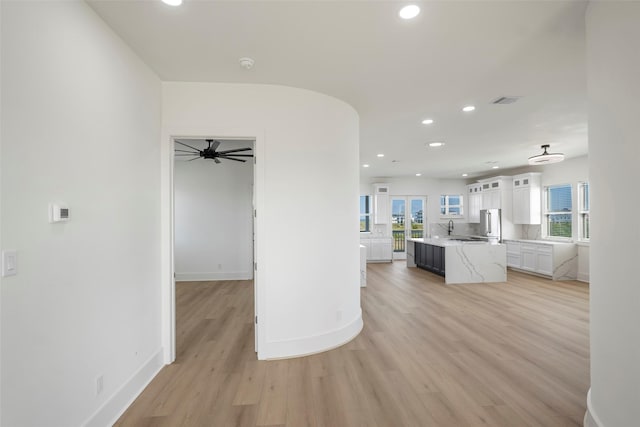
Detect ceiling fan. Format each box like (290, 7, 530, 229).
(175, 139, 253, 163)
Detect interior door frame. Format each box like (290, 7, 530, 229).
(161, 125, 265, 363)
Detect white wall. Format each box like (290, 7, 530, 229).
(163, 83, 362, 360)
(586, 3, 640, 426)
(1, 3, 162, 426)
(174, 145, 253, 281)
(360, 176, 468, 237)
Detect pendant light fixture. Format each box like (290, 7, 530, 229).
(528, 144, 565, 165)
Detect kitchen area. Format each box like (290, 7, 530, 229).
(360, 165, 587, 286)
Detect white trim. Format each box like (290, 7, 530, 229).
(175, 272, 253, 281)
(81, 348, 165, 427)
(584, 388, 604, 427)
(260, 310, 363, 360)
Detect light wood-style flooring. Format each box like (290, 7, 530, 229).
(115, 262, 589, 427)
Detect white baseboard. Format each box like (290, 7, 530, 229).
(175, 271, 253, 281)
(578, 272, 590, 282)
(259, 310, 363, 360)
(584, 388, 604, 427)
(82, 348, 165, 427)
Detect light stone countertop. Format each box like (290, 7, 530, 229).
(503, 239, 575, 246)
(407, 237, 503, 248)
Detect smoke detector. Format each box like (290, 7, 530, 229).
(239, 57, 255, 70)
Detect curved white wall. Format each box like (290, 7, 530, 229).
(162, 83, 362, 359)
(586, 2, 640, 426)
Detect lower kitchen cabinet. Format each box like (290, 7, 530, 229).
(362, 238, 393, 262)
(506, 241, 521, 268)
(504, 240, 576, 280)
(415, 242, 445, 277)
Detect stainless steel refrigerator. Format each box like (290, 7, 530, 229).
(480, 209, 501, 242)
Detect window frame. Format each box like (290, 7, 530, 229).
(359, 195, 371, 233)
(543, 184, 573, 241)
(578, 181, 590, 242)
(440, 194, 464, 218)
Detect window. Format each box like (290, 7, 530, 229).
(544, 184, 572, 238)
(360, 195, 371, 232)
(440, 194, 463, 217)
(578, 182, 590, 241)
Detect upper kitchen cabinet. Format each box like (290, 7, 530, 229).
(373, 183, 390, 224)
(479, 176, 511, 210)
(512, 173, 542, 224)
(467, 183, 482, 223)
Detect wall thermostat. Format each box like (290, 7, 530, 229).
(49, 203, 70, 223)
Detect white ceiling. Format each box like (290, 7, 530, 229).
(88, 0, 588, 179)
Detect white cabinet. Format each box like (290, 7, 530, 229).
(373, 184, 389, 224)
(506, 241, 521, 268)
(362, 238, 393, 262)
(521, 243, 553, 276)
(512, 173, 541, 224)
(520, 244, 538, 272)
(505, 240, 577, 279)
(479, 178, 506, 210)
(467, 184, 482, 223)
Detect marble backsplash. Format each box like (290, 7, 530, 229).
(429, 222, 481, 238)
(429, 222, 542, 240)
(521, 224, 542, 240)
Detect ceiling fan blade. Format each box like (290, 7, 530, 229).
(220, 154, 253, 157)
(211, 140, 221, 151)
(218, 156, 247, 162)
(187, 156, 200, 161)
(175, 153, 202, 156)
(175, 140, 201, 152)
(214, 158, 221, 164)
(217, 147, 252, 154)
(175, 149, 199, 154)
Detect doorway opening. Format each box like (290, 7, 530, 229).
(172, 137, 257, 361)
(391, 196, 426, 260)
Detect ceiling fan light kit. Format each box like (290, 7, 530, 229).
(175, 139, 253, 164)
(528, 144, 565, 165)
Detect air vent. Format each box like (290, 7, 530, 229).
(492, 96, 520, 105)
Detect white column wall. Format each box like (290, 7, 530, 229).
(163, 83, 362, 360)
(1, 3, 163, 426)
(586, 2, 640, 426)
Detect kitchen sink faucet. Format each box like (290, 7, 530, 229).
(448, 219, 454, 236)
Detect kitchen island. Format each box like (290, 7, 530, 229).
(407, 238, 506, 284)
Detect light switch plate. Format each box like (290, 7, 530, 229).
(2, 250, 18, 277)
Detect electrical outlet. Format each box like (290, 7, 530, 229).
(96, 375, 104, 396)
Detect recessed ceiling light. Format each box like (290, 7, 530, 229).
(416, 173, 422, 177)
(428, 142, 445, 147)
(399, 5, 420, 19)
(421, 119, 434, 125)
(462, 173, 468, 177)
(462, 105, 476, 112)
(362, 164, 370, 168)
(492, 165, 500, 169)
(162, 0, 182, 6)
(377, 153, 385, 157)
